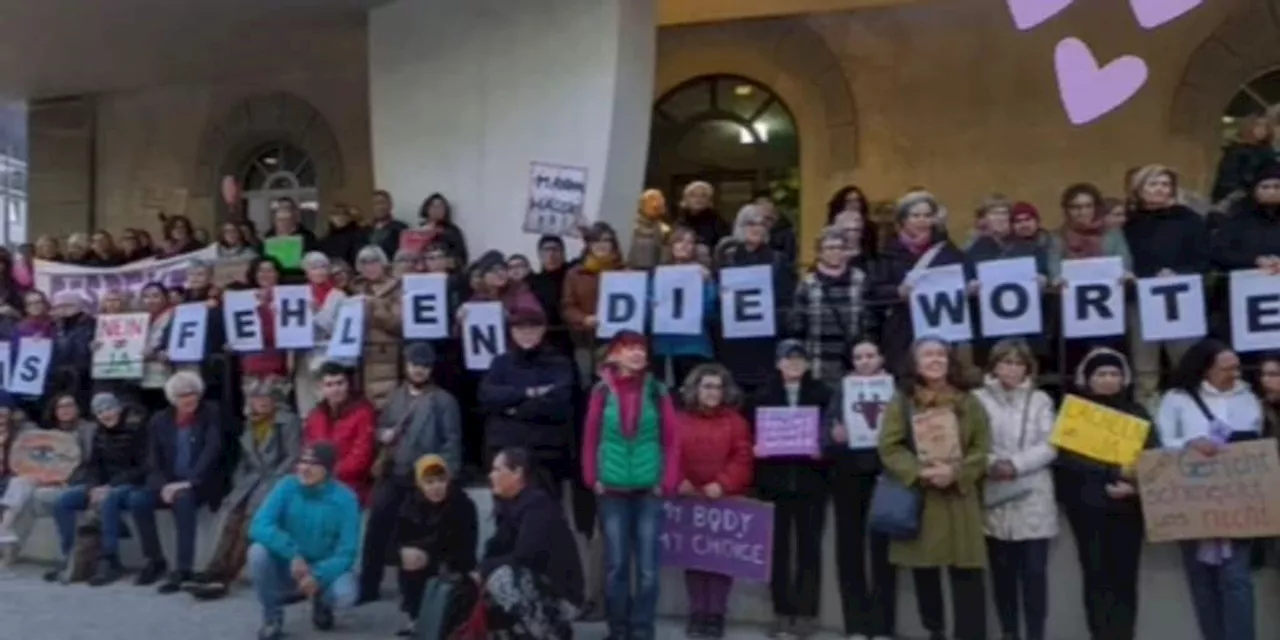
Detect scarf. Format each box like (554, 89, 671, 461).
(898, 230, 933, 258)
(583, 254, 622, 274)
(912, 383, 962, 412)
(310, 281, 335, 307)
(1062, 218, 1105, 259)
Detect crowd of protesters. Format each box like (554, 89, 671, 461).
(0, 146, 1277, 640)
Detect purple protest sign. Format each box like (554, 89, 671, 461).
(753, 406, 820, 458)
(660, 497, 774, 582)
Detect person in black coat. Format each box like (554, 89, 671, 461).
(419, 193, 470, 268)
(745, 340, 834, 638)
(395, 454, 479, 636)
(368, 189, 408, 264)
(263, 197, 320, 282)
(866, 192, 973, 374)
(477, 307, 575, 499)
(1212, 115, 1277, 205)
(528, 235, 573, 357)
(480, 447, 584, 639)
(1054, 347, 1157, 640)
(128, 372, 225, 593)
(316, 204, 369, 267)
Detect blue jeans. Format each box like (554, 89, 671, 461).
(1180, 541, 1255, 640)
(127, 487, 198, 571)
(599, 493, 661, 639)
(52, 485, 139, 557)
(249, 543, 356, 623)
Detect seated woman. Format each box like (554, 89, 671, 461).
(394, 454, 479, 636)
(0, 393, 35, 566)
(50, 392, 149, 586)
(479, 447, 584, 640)
(0, 392, 95, 578)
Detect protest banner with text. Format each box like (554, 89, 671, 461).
(1137, 440, 1280, 542)
(35, 246, 218, 310)
(1050, 395, 1150, 466)
(659, 497, 774, 582)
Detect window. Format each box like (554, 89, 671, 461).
(1221, 69, 1280, 146)
(236, 141, 319, 232)
(646, 75, 800, 226)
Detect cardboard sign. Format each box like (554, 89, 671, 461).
(913, 409, 962, 464)
(753, 406, 819, 458)
(1050, 394, 1150, 466)
(91, 312, 150, 380)
(9, 430, 82, 484)
(1137, 440, 1280, 542)
(659, 497, 774, 582)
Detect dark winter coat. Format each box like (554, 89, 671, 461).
(746, 374, 833, 499)
(1123, 205, 1210, 278)
(88, 410, 149, 487)
(480, 486, 584, 605)
(1212, 142, 1277, 203)
(145, 402, 226, 504)
(716, 242, 795, 389)
(1211, 200, 1280, 271)
(317, 221, 369, 267)
(478, 345, 575, 456)
(395, 486, 480, 575)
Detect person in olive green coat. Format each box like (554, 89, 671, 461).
(878, 337, 992, 640)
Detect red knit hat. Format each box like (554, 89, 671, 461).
(606, 330, 648, 357)
(1011, 202, 1040, 223)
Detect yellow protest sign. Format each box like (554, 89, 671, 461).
(1049, 395, 1150, 466)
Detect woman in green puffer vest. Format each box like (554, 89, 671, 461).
(580, 331, 681, 640)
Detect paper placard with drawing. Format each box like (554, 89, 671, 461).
(842, 375, 894, 450)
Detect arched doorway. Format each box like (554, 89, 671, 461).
(1220, 68, 1280, 147)
(646, 75, 800, 229)
(237, 141, 320, 232)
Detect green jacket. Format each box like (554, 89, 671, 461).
(596, 378, 663, 490)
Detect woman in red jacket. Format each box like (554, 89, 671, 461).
(676, 363, 754, 639)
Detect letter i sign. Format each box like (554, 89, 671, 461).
(1006, 0, 1204, 125)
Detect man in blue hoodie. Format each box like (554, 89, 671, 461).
(248, 441, 360, 640)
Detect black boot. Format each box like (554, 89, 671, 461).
(41, 559, 67, 584)
(88, 555, 123, 587)
(134, 559, 167, 586)
(708, 615, 725, 638)
(157, 569, 191, 594)
(312, 596, 335, 631)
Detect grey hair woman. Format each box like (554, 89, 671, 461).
(356, 245, 390, 283)
(163, 370, 205, 408)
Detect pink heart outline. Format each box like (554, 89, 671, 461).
(1130, 0, 1204, 29)
(1054, 37, 1149, 126)
(1007, 0, 1073, 30)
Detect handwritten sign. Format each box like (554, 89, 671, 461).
(842, 375, 895, 450)
(753, 406, 819, 458)
(212, 259, 250, 288)
(91, 312, 149, 380)
(523, 161, 587, 237)
(913, 409, 961, 464)
(1137, 440, 1280, 542)
(659, 497, 773, 582)
(1050, 394, 1150, 466)
(9, 430, 82, 484)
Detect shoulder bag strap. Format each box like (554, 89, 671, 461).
(902, 396, 917, 454)
(1016, 391, 1033, 451)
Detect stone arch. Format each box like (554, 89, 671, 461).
(1169, 0, 1280, 147)
(656, 17, 857, 262)
(191, 92, 344, 215)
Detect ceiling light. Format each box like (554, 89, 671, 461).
(734, 85, 753, 97)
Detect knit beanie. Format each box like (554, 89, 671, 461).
(405, 342, 437, 368)
(304, 441, 338, 475)
(90, 392, 122, 415)
(473, 250, 506, 275)
(1081, 350, 1127, 382)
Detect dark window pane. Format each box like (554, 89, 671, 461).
(754, 100, 797, 142)
(1224, 89, 1266, 118)
(657, 80, 713, 122)
(1247, 71, 1280, 106)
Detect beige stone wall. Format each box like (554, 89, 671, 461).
(658, 0, 1259, 261)
(92, 60, 374, 236)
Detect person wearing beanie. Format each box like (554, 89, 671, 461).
(357, 340, 462, 604)
(746, 336, 834, 638)
(47, 391, 148, 586)
(185, 380, 302, 601)
(478, 303, 574, 495)
(248, 440, 360, 640)
(866, 191, 973, 375)
(1054, 347, 1156, 640)
(351, 241, 404, 409)
(965, 198, 1049, 367)
(580, 330, 680, 640)
(393, 454, 479, 635)
(1212, 162, 1280, 273)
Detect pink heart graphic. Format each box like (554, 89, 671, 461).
(1130, 0, 1203, 29)
(1007, 0, 1073, 30)
(1054, 37, 1148, 126)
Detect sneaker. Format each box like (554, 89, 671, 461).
(87, 556, 123, 587)
(395, 619, 416, 637)
(257, 619, 284, 640)
(135, 560, 167, 587)
(182, 571, 212, 589)
(312, 598, 335, 631)
(767, 618, 793, 639)
(42, 562, 66, 584)
(157, 570, 191, 594)
(187, 581, 230, 601)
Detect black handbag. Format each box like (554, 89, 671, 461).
(415, 574, 479, 640)
(869, 398, 923, 541)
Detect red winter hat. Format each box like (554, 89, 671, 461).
(1011, 202, 1040, 223)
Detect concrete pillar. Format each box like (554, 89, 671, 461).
(368, 0, 656, 256)
(27, 97, 95, 240)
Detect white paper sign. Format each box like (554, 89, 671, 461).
(842, 375, 895, 450)
(462, 302, 505, 371)
(1137, 274, 1207, 342)
(596, 271, 649, 339)
(0, 342, 10, 390)
(910, 264, 971, 342)
(652, 265, 704, 336)
(167, 303, 209, 363)
(523, 161, 587, 237)
(977, 257, 1041, 338)
(720, 265, 776, 339)
(401, 274, 449, 340)
(223, 289, 264, 352)
(1061, 257, 1125, 339)
(10, 337, 52, 396)
(91, 312, 149, 380)
(1231, 270, 1280, 353)
(326, 298, 365, 360)
(273, 285, 314, 350)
